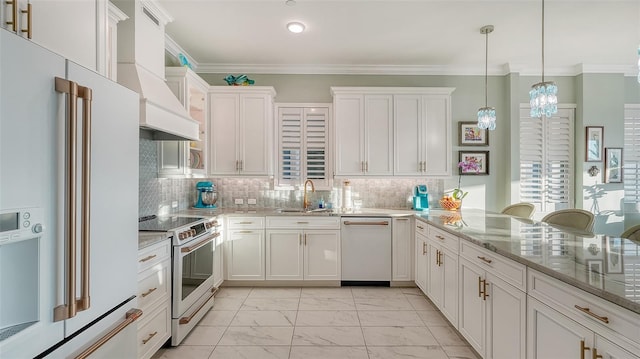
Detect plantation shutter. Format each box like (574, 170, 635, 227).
(624, 106, 640, 205)
(277, 106, 330, 188)
(519, 107, 574, 217)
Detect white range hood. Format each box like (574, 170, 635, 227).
(114, 0, 199, 141)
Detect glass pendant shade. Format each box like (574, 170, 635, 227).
(529, 81, 558, 118)
(477, 106, 496, 130)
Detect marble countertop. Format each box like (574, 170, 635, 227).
(138, 231, 170, 250)
(177, 207, 416, 217)
(416, 209, 640, 315)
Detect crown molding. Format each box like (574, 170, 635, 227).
(140, 0, 173, 26)
(165, 34, 199, 70)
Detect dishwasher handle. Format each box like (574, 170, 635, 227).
(343, 220, 389, 226)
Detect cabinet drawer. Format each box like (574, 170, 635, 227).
(137, 302, 171, 359)
(460, 241, 526, 291)
(266, 216, 340, 229)
(227, 216, 265, 229)
(138, 240, 171, 273)
(415, 220, 428, 237)
(427, 225, 458, 254)
(528, 269, 640, 346)
(138, 259, 171, 312)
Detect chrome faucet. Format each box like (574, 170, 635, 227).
(303, 179, 315, 210)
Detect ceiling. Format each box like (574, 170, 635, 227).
(157, 0, 640, 76)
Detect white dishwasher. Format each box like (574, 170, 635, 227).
(340, 217, 392, 286)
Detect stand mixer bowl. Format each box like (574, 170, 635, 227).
(201, 190, 217, 206)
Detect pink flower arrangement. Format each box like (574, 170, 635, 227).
(451, 159, 481, 200)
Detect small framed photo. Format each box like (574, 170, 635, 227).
(604, 147, 623, 183)
(587, 260, 604, 289)
(605, 236, 623, 274)
(586, 126, 604, 162)
(458, 151, 489, 175)
(459, 122, 489, 146)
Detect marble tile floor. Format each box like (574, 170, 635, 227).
(152, 287, 480, 359)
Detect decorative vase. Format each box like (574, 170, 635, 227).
(439, 198, 462, 211)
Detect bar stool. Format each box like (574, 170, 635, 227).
(541, 209, 595, 232)
(501, 202, 535, 219)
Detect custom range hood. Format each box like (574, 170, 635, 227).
(114, 0, 198, 141)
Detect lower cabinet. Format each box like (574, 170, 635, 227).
(414, 221, 428, 293)
(136, 240, 171, 359)
(226, 217, 265, 280)
(426, 225, 459, 328)
(392, 217, 413, 281)
(265, 217, 341, 281)
(213, 227, 224, 288)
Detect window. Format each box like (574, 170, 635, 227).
(276, 105, 331, 189)
(624, 105, 640, 205)
(519, 107, 575, 217)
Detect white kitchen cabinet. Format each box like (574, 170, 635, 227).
(332, 87, 454, 177)
(332, 91, 393, 176)
(209, 86, 275, 176)
(265, 217, 341, 281)
(394, 94, 453, 176)
(392, 217, 413, 281)
(2, 0, 107, 74)
(414, 221, 428, 293)
(426, 225, 459, 327)
(105, 2, 127, 81)
(159, 67, 209, 177)
(137, 239, 171, 359)
(226, 217, 265, 280)
(213, 225, 224, 288)
(527, 269, 640, 359)
(458, 242, 527, 359)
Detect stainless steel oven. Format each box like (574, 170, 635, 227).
(139, 215, 220, 346)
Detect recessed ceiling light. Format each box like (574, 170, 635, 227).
(287, 21, 305, 34)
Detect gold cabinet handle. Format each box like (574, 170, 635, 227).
(477, 256, 493, 264)
(75, 308, 142, 359)
(478, 276, 483, 298)
(574, 305, 610, 324)
(580, 340, 591, 359)
(297, 221, 309, 224)
(139, 254, 157, 263)
(6, 0, 17, 32)
(141, 287, 157, 298)
(482, 280, 489, 300)
(438, 251, 443, 267)
(365, 161, 369, 172)
(422, 242, 427, 255)
(299, 233, 302, 246)
(304, 233, 307, 246)
(20, 2, 31, 39)
(436, 235, 445, 241)
(592, 348, 603, 359)
(417, 225, 424, 230)
(142, 331, 158, 345)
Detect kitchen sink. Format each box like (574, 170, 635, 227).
(275, 208, 333, 214)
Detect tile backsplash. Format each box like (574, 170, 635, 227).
(139, 137, 443, 216)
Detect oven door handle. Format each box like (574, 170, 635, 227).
(180, 233, 218, 254)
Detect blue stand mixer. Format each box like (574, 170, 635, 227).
(412, 185, 429, 212)
(194, 181, 217, 208)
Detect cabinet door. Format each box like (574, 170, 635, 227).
(394, 95, 423, 175)
(426, 241, 443, 307)
(29, 0, 100, 72)
(226, 230, 265, 280)
(157, 141, 187, 177)
(440, 247, 458, 327)
(240, 93, 271, 175)
(458, 257, 485, 356)
(593, 335, 640, 359)
(414, 233, 428, 294)
(213, 233, 224, 288)
(392, 218, 413, 281)
(304, 230, 341, 280)
(334, 94, 364, 176)
(210, 93, 240, 175)
(486, 273, 526, 359)
(423, 96, 451, 175)
(364, 95, 393, 175)
(265, 230, 303, 280)
(527, 297, 592, 359)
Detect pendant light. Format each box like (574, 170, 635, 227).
(477, 25, 496, 131)
(529, 0, 558, 118)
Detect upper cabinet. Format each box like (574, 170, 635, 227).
(332, 87, 454, 177)
(1, 0, 108, 74)
(159, 67, 209, 177)
(209, 86, 276, 176)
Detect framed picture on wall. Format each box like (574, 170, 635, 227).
(587, 260, 604, 289)
(604, 147, 623, 183)
(605, 237, 623, 274)
(458, 151, 489, 175)
(585, 126, 604, 162)
(459, 122, 489, 146)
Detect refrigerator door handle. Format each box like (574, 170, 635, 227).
(73, 308, 143, 359)
(77, 85, 92, 312)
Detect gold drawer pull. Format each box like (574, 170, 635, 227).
(435, 235, 445, 240)
(574, 305, 609, 324)
(477, 256, 493, 264)
(139, 254, 157, 263)
(142, 331, 158, 345)
(141, 287, 157, 298)
(416, 225, 424, 230)
(297, 221, 309, 224)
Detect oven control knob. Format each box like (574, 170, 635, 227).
(191, 229, 197, 236)
(179, 232, 184, 240)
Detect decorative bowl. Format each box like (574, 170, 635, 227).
(439, 198, 461, 211)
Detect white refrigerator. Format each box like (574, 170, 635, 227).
(0, 29, 140, 358)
